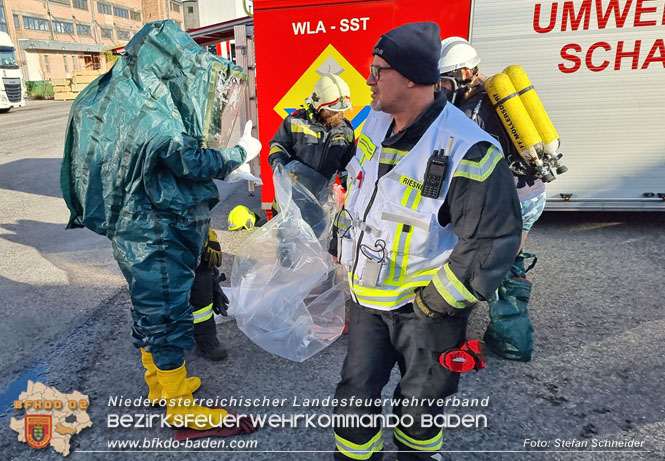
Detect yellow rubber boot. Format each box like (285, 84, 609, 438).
(156, 362, 229, 430)
(141, 349, 201, 401)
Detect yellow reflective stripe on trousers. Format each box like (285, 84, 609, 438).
(431, 263, 478, 309)
(394, 426, 443, 451)
(389, 186, 422, 282)
(453, 145, 502, 182)
(192, 303, 214, 324)
(335, 429, 383, 460)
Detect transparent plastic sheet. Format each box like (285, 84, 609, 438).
(207, 78, 261, 185)
(230, 164, 348, 362)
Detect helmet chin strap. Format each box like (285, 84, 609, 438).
(440, 69, 475, 104)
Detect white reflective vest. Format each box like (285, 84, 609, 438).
(340, 104, 499, 311)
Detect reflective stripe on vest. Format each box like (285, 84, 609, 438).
(357, 134, 376, 166)
(349, 270, 438, 307)
(387, 183, 422, 282)
(335, 429, 383, 460)
(394, 426, 443, 451)
(344, 107, 499, 311)
(192, 303, 213, 324)
(379, 147, 409, 166)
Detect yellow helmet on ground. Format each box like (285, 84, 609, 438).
(310, 74, 351, 112)
(228, 205, 256, 230)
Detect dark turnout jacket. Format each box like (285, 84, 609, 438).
(457, 85, 546, 201)
(268, 107, 356, 184)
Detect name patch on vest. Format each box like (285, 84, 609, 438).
(400, 175, 423, 191)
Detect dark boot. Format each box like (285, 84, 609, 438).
(194, 317, 228, 361)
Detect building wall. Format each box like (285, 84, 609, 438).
(196, 0, 247, 28)
(2, 0, 183, 81)
(142, 0, 184, 30)
(182, 0, 199, 30)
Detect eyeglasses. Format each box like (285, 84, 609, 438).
(369, 65, 393, 81)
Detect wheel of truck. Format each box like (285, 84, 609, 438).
(0, 107, 11, 113)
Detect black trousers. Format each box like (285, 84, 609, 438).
(333, 300, 470, 460)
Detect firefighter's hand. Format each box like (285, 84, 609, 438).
(413, 285, 461, 321)
(236, 120, 261, 163)
(212, 269, 229, 316)
(205, 228, 222, 267)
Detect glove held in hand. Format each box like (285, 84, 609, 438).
(205, 228, 222, 268)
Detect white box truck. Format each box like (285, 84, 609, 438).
(0, 31, 26, 113)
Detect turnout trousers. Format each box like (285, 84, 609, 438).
(333, 300, 470, 460)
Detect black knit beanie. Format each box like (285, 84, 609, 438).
(372, 22, 442, 85)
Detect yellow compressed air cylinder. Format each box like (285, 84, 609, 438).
(485, 72, 543, 165)
(504, 65, 559, 155)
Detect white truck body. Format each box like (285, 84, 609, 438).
(0, 32, 26, 112)
(469, 0, 664, 210)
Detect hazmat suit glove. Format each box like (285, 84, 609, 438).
(205, 228, 222, 267)
(413, 285, 465, 321)
(235, 120, 261, 163)
(212, 268, 228, 316)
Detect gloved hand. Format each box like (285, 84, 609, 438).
(270, 156, 287, 171)
(236, 120, 261, 163)
(413, 285, 464, 321)
(212, 268, 229, 316)
(204, 228, 222, 267)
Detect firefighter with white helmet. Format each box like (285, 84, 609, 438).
(268, 73, 355, 185)
(439, 37, 546, 361)
(438, 36, 481, 103)
(268, 73, 356, 263)
(438, 36, 546, 251)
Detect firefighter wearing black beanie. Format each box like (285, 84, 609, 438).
(332, 19, 523, 461)
(372, 21, 442, 85)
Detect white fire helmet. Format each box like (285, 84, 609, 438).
(310, 74, 352, 112)
(438, 36, 481, 74)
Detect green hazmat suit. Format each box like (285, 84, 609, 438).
(60, 20, 248, 368)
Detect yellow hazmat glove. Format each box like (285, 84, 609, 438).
(205, 228, 222, 267)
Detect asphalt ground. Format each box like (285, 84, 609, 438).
(0, 100, 664, 460)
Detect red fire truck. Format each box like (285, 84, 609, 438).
(189, 0, 665, 212)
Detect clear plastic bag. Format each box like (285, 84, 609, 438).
(230, 164, 347, 362)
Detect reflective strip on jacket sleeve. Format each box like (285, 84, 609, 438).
(431, 263, 479, 309)
(453, 145, 502, 182)
(289, 118, 322, 139)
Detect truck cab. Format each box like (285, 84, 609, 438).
(0, 32, 25, 113)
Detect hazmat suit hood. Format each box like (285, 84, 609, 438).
(61, 20, 247, 237)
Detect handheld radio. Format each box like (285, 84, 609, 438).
(421, 137, 453, 199)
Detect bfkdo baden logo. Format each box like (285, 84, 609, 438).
(11, 381, 92, 456)
(25, 414, 53, 449)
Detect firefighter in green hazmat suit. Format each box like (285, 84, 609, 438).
(61, 21, 260, 431)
